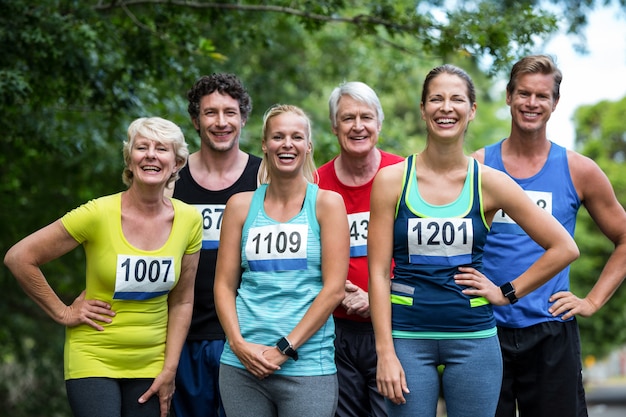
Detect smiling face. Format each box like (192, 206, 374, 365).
(192, 91, 244, 153)
(507, 72, 559, 135)
(262, 111, 311, 178)
(128, 135, 178, 187)
(332, 95, 381, 157)
(420, 72, 476, 142)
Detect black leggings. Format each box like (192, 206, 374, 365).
(66, 377, 160, 417)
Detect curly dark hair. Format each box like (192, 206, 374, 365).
(187, 73, 252, 122)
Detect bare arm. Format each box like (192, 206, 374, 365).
(139, 250, 200, 416)
(213, 192, 279, 378)
(4, 219, 115, 329)
(215, 192, 286, 379)
(263, 190, 349, 367)
(284, 189, 348, 349)
(368, 164, 410, 405)
(456, 167, 580, 304)
(550, 152, 626, 319)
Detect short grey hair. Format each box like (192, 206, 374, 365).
(328, 81, 384, 128)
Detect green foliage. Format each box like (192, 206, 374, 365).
(1, 0, 624, 414)
(573, 97, 626, 162)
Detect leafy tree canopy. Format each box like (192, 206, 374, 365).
(2, 0, 626, 414)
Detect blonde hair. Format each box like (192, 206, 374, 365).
(258, 104, 318, 184)
(122, 117, 189, 187)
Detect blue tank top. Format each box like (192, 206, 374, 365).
(391, 155, 495, 336)
(220, 183, 336, 376)
(483, 140, 581, 327)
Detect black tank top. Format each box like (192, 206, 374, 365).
(173, 154, 261, 340)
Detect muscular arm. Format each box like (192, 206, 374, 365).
(550, 152, 626, 318)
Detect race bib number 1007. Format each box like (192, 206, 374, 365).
(113, 255, 176, 300)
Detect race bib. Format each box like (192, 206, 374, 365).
(114, 255, 176, 300)
(348, 211, 369, 257)
(491, 190, 552, 235)
(245, 224, 308, 271)
(407, 218, 473, 266)
(194, 204, 226, 249)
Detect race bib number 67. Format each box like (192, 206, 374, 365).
(114, 255, 176, 300)
(195, 204, 226, 250)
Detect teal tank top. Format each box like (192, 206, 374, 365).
(220, 183, 336, 376)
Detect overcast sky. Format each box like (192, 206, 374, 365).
(542, 4, 626, 149)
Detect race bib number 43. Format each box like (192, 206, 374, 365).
(407, 218, 473, 266)
(114, 255, 176, 300)
(348, 212, 369, 257)
(245, 224, 308, 271)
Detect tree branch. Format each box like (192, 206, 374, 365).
(93, 0, 428, 34)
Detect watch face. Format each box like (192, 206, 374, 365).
(500, 282, 518, 303)
(276, 337, 298, 360)
(277, 338, 289, 352)
(500, 282, 513, 295)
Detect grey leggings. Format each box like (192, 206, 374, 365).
(219, 364, 338, 417)
(66, 377, 159, 417)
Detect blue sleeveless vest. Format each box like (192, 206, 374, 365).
(483, 140, 581, 327)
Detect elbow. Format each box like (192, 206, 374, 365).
(333, 287, 346, 308)
(559, 240, 580, 266)
(548, 236, 580, 265)
(567, 238, 580, 262)
(4, 246, 18, 273)
(327, 284, 346, 310)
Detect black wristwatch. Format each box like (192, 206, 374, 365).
(500, 282, 518, 304)
(276, 337, 299, 361)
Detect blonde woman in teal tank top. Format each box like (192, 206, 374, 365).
(214, 104, 350, 417)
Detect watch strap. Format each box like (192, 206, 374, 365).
(276, 337, 299, 361)
(500, 282, 518, 304)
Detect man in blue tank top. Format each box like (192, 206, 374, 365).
(473, 54, 626, 417)
(166, 73, 262, 417)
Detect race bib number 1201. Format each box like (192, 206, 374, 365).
(407, 218, 473, 266)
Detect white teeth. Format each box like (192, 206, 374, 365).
(436, 118, 455, 124)
(523, 112, 538, 117)
(278, 153, 295, 159)
(143, 166, 160, 171)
